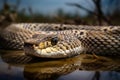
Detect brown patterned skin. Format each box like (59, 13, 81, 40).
(0, 23, 110, 49)
(24, 26, 120, 58)
(0, 23, 120, 58)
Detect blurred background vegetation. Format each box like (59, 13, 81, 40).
(0, 0, 120, 26)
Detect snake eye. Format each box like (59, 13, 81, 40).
(51, 37, 58, 45)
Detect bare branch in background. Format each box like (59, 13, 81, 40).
(28, 6, 34, 22)
(93, 0, 102, 25)
(0, 0, 17, 25)
(66, 1, 111, 25)
(2, 0, 10, 14)
(14, 0, 21, 12)
(28, 7, 33, 16)
(92, 0, 111, 25)
(66, 3, 95, 15)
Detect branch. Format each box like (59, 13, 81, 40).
(66, 3, 95, 15)
(66, 2, 111, 25)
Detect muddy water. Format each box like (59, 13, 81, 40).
(0, 50, 120, 80)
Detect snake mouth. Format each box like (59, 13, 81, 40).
(24, 40, 84, 58)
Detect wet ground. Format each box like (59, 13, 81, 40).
(0, 50, 120, 80)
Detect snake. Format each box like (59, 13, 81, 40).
(0, 23, 120, 58)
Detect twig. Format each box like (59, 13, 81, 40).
(66, 2, 112, 25)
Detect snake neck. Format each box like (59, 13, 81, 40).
(55, 29, 120, 56)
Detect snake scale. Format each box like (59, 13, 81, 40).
(0, 23, 120, 58)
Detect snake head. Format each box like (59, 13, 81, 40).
(24, 33, 84, 58)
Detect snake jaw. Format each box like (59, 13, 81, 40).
(27, 44, 84, 58)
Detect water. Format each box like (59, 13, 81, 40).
(0, 50, 120, 80)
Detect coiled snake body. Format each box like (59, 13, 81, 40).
(0, 23, 120, 58)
